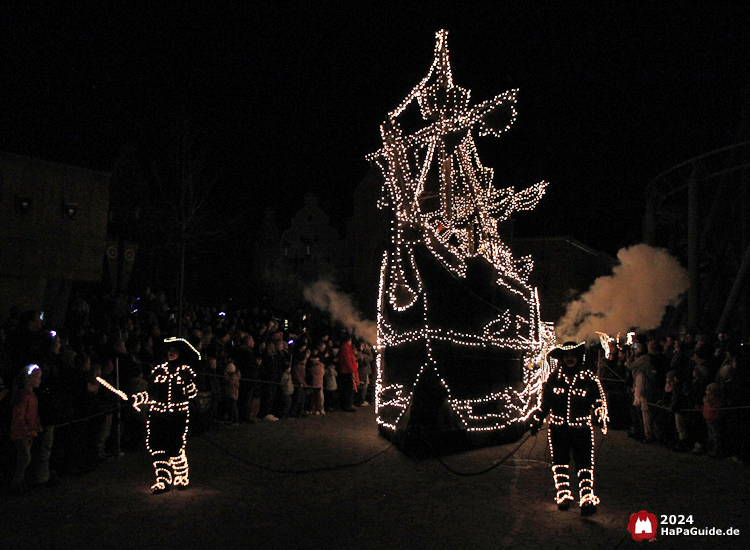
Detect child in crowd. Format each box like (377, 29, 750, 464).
(324, 361, 338, 412)
(279, 364, 294, 419)
(206, 356, 222, 425)
(223, 362, 241, 425)
(248, 362, 262, 422)
(355, 340, 373, 407)
(309, 357, 325, 415)
(11, 364, 43, 494)
(290, 352, 308, 418)
(690, 363, 711, 454)
(664, 370, 691, 452)
(702, 382, 724, 457)
(128, 363, 148, 396)
(124, 364, 149, 450)
(88, 362, 116, 460)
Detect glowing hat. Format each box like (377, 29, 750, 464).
(548, 341, 586, 361)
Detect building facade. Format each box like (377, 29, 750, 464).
(0, 152, 110, 326)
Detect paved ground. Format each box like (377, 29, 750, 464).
(3, 406, 748, 550)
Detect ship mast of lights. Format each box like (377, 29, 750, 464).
(369, 30, 556, 433)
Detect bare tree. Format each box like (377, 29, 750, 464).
(139, 115, 228, 336)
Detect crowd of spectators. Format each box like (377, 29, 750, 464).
(3, 285, 749, 495)
(596, 331, 750, 462)
(0, 287, 375, 494)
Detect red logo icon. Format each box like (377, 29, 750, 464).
(628, 510, 658, 541)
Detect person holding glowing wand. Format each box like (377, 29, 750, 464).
(98, 337, 199, 494)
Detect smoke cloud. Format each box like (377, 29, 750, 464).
(303, 280, 378, 344)
(555, 244, 689, 342)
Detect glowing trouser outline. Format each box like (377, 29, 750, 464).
(98, 380, 193, 491)
(95, 379, 181, 491)
(144, 401, 191, 491)
(152, 461, 172, 491)
(170, 450, 189, 486)
(547, 423, 599, 506)
(150, 452, 189, 490)
(578, 468, 599, 506)
(551, 464, 573, 504)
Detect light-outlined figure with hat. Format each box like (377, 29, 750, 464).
(130, 337, 199, 494)
(529, 341, 609, 516)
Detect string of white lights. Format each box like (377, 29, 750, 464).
(551, 464, 574, 504)
(144, 339, 199, 492)
(371, 30, 557, 434)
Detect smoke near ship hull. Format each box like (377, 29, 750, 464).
(303, 280, 377, 344)
(556, 244, 689, 341)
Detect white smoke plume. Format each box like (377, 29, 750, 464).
(303, 280, 378, 344)
(556, 244, 689, 342)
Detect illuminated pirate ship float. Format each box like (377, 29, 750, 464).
(367, 30, 556, 454)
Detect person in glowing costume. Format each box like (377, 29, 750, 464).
(530, 342, 609, 516)
(131, 337, 199, 494)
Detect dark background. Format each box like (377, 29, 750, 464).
(1, 3, 748, 297)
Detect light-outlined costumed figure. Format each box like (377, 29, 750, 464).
(132, 337, 199, 494)
(530, 342, 609, 516)
(368, 30, 556, 455)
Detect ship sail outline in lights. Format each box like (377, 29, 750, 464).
(367, 30, 555, 439)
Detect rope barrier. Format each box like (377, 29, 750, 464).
(49, 404, 126, 429)
(645, 400, 750, 413)
(41, 367, 348, 432)
(596, 362, 628, 383)
(199, 370, 325, 390)
(597, 360, 750, 413)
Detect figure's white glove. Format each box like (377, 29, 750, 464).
(185, 382, 198, 400)
(131, 391, 149, 411)
(594, 399, 609, 434)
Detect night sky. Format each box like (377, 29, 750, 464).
(2, 3, 748, 259)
